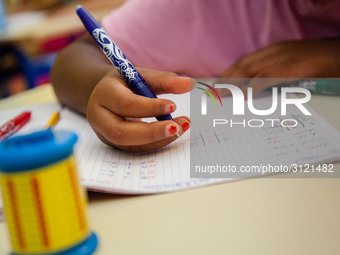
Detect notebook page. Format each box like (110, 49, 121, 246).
(56, 93, 222, 194)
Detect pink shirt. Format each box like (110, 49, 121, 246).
(102, 0, 340, 77)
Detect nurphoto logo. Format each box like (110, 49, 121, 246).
(198, 83, 312, 128)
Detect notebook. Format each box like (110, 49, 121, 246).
(0, 92, 339, 195)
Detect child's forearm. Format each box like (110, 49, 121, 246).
(50, 35, 113, 114)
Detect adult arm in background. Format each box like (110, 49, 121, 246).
(50, 34, 194, 152)
(220, 39, 340, 95)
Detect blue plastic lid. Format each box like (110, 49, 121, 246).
(0, 129, 78, 172)
(11, 232, 98, 255)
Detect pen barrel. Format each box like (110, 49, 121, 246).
(76, 6, 101, 31)
(156, 113, 174, 121)
(76, 5, 173, 122)
(77, 6, 133, 80)
(130, 78, 157, 98)
(90, 27, 142, 84)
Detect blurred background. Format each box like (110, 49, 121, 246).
(0, 0, 125, 98)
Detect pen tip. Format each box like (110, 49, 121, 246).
(75, 4, 82, 11)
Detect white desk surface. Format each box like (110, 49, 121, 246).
(0, 85, 339, 255)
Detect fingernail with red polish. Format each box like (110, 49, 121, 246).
(166, 103, 176, 113)
(180, 121, 190, 134)
(166, 124, 179, 137)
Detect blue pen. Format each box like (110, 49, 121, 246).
(76, 5, 178, 132)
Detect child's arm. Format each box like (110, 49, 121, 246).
(219, 39, 340, 94)
(51, 35, 113, 114)
(51, 34, 194, 152)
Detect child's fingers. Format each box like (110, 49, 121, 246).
(96, 131, 177, 153)
(88, 106, 190, 147)
(99, 82, 177, 118)
(137, 68, 196, 94)
(221, 42, 288, 79)
(113, 117, 190, 152)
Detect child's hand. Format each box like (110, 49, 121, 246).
(219, 39, 340, 96)
(86, 68, 195, 152)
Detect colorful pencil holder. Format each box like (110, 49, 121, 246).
(0, 130, 98, 255)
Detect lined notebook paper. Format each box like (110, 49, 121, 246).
(0, 92, 340, 194)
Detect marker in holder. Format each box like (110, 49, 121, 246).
(0, 130, 98, 255)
